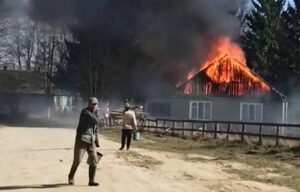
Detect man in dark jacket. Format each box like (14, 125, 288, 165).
(68, 97, 100, 186)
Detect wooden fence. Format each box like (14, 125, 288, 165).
(142, 118, 300, 145)
(104, 117, 300, 146)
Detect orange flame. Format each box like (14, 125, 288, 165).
(200, 36, 246, 70)
(184, 36, 271, 95)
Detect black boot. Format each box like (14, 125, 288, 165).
(88, 166, 99, 186)
(68, 166, 77, 185)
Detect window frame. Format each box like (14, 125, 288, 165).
(240, 103, 263, 122)
(189, 101, 212, 120)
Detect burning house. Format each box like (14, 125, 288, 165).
(146, 37, 288, 123)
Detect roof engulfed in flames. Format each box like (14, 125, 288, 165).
(182, 36, 271, 96)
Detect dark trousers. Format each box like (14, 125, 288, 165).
(121, 129, 133, 149)
(71, 139, 98, 168)
(68, 139, 98, 180)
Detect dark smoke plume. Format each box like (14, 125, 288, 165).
(28, 0, 246, 99)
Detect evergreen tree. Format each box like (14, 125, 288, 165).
(241, 0, 286, 91)
(280, 3, 300, 90)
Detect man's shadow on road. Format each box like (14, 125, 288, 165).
(0, 183, 70, 190)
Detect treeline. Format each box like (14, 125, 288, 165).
(0, 0, 299, 100)
(0, 14, 70, 94)
(241, 0, 300, 94)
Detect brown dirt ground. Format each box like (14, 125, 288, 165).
(0, 127, 296, 192)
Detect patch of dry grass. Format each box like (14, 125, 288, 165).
(116, 151, 163, 169)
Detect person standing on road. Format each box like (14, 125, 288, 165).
(68, 97, 100, 186)
(119, 103, 137, 150)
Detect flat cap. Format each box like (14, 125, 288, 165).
(88, 97, 98, 104)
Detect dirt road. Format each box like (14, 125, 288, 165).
(0, 127, 296, 192)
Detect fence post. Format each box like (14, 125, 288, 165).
(148, 119, 152, 131)
(146, 120, 151, 131)
(152, 119, 155, 132)
(241, 124, 245, 142)
(155, 119, 158, 133)
(191, 122, 195, 137)
(259, 124, 262, 145)
(172, 120, 175, 135)
(109, 118, 112, 127)
(163, 120, 166, 134)
(226, 123, 231, 140)
(214, 122, 218, 139)
(202, 122, 205, 137)
(182, 121, 185, 136)
(276, 125, 280, 146)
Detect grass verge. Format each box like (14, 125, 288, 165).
(102, 128, 300, 191)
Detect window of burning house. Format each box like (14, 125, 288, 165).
(240, 103, 263, 122)
(189, 101, 212, 120)
(147, 102, 171, 117)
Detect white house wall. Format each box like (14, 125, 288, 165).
(146, 96, 284, 123)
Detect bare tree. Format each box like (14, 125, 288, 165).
(35, 24, 70, 94)
(23, 21, 37, 71)
(0, 7, 11, 69)
(0, 3, 10, 37)
(4, 23, 25, 70)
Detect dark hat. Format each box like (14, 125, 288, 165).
(125, 102, 130, 109)
(88, 97, 98, 104)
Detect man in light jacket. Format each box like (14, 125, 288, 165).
(119, 103, 137, 150)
